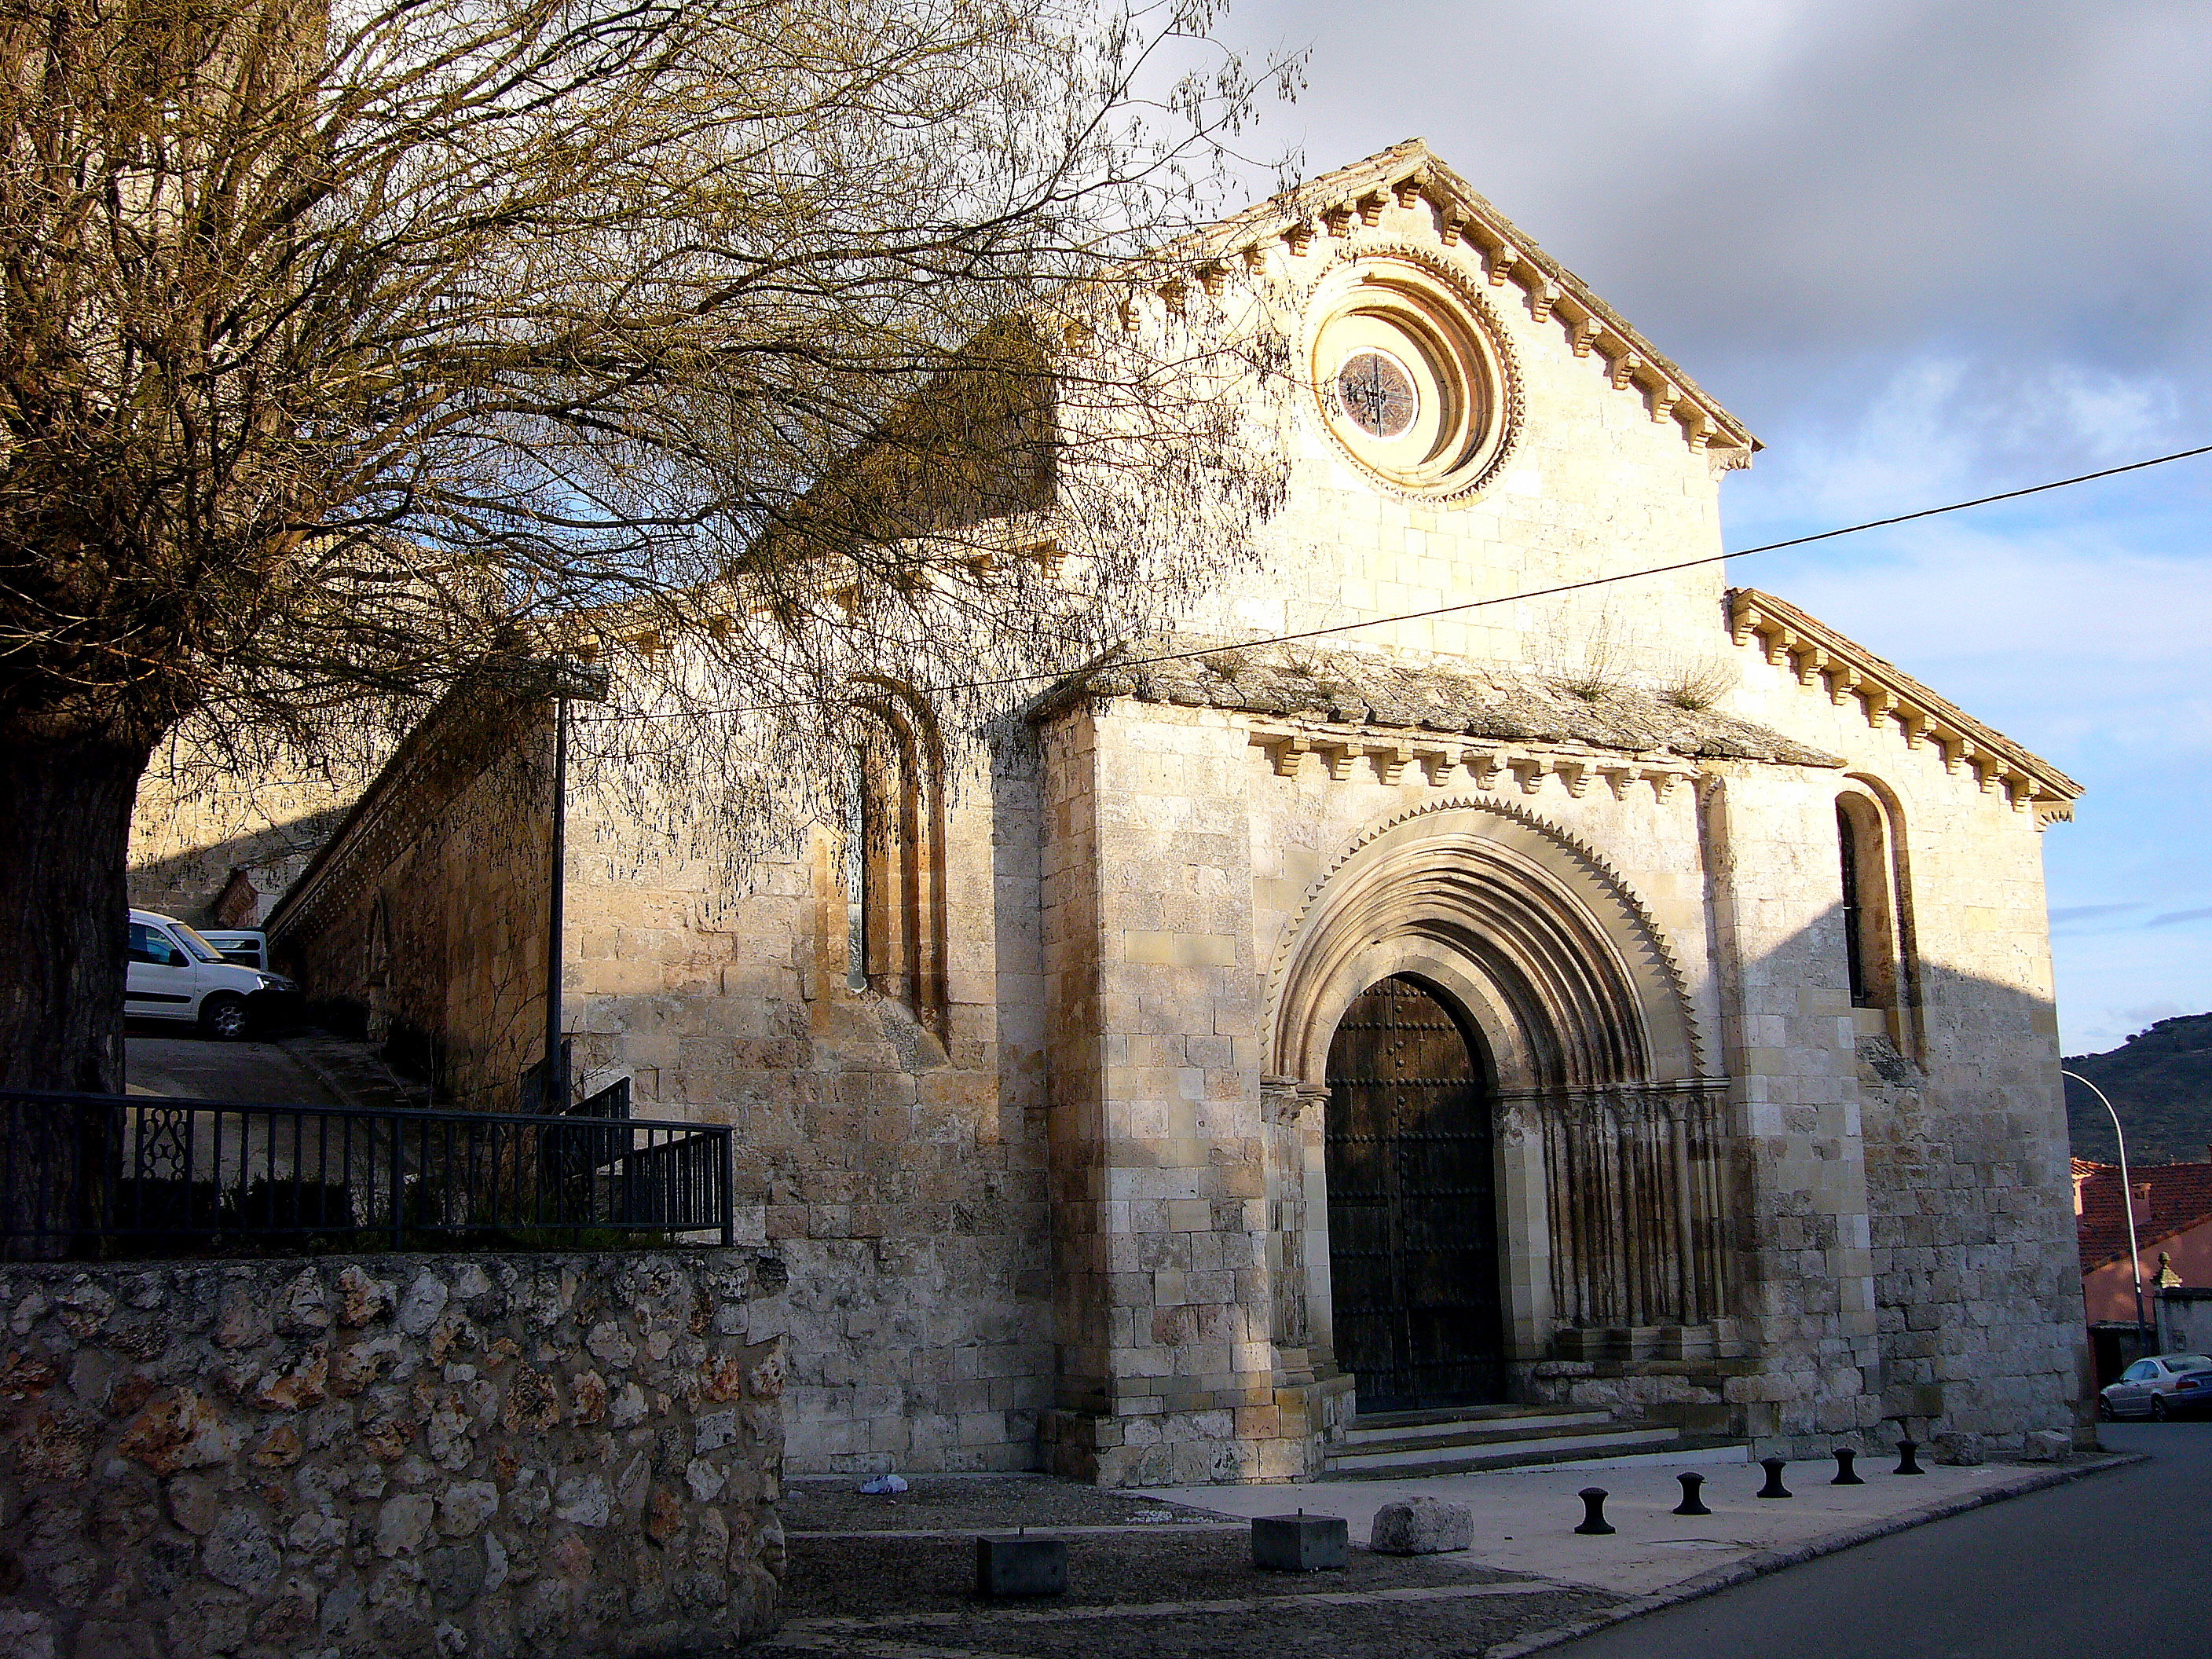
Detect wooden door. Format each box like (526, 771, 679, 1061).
(1324, 975, 1505, 1411)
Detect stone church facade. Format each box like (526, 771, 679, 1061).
(152, 141, 2092, 1483)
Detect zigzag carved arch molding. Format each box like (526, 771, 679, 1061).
(1267, 796, 1704, 1093)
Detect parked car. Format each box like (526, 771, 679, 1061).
(196, 928, 269, 970)
(126, 909, 298, 1038)
(2098, 1352, 2212, 1419)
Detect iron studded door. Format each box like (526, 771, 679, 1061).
(1325, 975, 1505, 1411)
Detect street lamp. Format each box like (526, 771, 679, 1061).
(2064, 1069, 2152, 1358)
(542, 656, 609, 1112)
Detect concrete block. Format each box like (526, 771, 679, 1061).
(1368, 1497, 1474, 1555)
(974, 1535, 1068, 1597)
(1251, 1512, 1346, 1571)
(1931, 1431, 1987, 1467)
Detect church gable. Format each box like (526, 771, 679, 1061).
(1150, 138, 1756, 467)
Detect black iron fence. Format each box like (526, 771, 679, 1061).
(0, 1089, 734, 1257)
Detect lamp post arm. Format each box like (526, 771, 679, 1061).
(2064, 1068, 2151, 1352)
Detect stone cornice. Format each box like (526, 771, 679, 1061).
(1163, 138, 1758, 461)
(1243, 716, 1701, 804)
(1727, 588, 2083, 824)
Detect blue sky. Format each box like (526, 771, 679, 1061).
(1217, 0, 2212, 1053)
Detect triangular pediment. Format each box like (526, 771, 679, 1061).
(1168, 139, 1756, 458)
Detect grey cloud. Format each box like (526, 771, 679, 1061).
(2051, 903, 2147, 924)
(2147, 906, 2212, 928)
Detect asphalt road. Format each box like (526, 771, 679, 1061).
(1551, 1423, 2207, 1658)
(123, 1024, 342, 1104)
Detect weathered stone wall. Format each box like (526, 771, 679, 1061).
(1727, 650, 2088, 1448)
(558, 743, 1055, 1476)
(272, 709, 554, 1111)
(127, 749, 361, 928)
(0, 1251, 786, 1659)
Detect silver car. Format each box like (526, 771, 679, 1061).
(2098, 1353, 2212, 1420)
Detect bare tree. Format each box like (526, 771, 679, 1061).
(0, 0, 1298, 1091)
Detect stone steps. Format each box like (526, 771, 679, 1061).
(1322, 1404, 1726, 1478)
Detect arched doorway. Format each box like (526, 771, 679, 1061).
(1324, 974, 1505, 1410)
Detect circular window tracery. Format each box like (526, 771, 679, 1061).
(1307, 251, 1520, 500)
(1335, 348, 1419, 439)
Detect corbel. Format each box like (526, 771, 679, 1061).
(1197, 262, 1229, 297)
(1935, 731, 1965, 775)
(1509, 756, 1549, 794)
(1393, 171, 1427, 211)
(1241, 244, 1267, 272)
(1761, 629, 1794, 669)
(1321, 205, 1354, 238)
(1371, 743, 1413, 786)
(1860, 686, 1894, 728)
(1483, 240, 1521, 286)
(1158, 280, 1188, 317)
(2005, 771, 2035, 811)
(1416, 748, 1458, 786)
(1264, 736, 1311, 778)
(1464, 749, 1504, 790)
(1897, 709, 1928, 749)
(1356, 191, 1386, 227)
(1648, 382, 1679, 423)
(1793, 646, 1826, 688)
(1609, 350, 1644, 392)
(1440, 210, 1466, 246)
(1314, 742, 1359, 781)
(1597, 764, 1637, 800)
(1569, 313, 1603, 358)
(1119, 298, 1141, 331)
(1555, 760, 1591, 798)
(1683, 412, 1713, 450)
(1825, 665, 1860, 708)
(1645, 767, 1687, 804)
(1529, 280, 1558, 324)
(1727, 602, 1760, 649)
(1283, 222, 1314, 258)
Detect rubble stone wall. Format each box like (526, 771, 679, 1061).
(0, 1250, 786, 1659)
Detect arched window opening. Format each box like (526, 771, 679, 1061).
(838, 697, 947, 1031)
(1836, 789, 1913, 1042)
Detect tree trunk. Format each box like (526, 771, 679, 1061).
(0, 732, 151, 1258)
(0, 733, 151, 1091)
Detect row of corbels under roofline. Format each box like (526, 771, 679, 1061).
(1727, 588, 2081, 825)
(1247, 722, 1699, 802)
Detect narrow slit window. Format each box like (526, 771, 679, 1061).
(1835, 791, 1905, 1017)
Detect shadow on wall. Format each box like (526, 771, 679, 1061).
(126, 800, 353, 926)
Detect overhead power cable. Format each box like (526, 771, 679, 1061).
(581, 439, 2212, 723)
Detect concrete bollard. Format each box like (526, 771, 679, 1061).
(1251, 1512, 1348, 1572)
(1672, 1473, 1711, 1517)
(1573, 1487, 1615, 1536)
(1757, 1457, 1791, 1499)
(1831, 1448, 1864, 1485)
(1895, 1438, 1925, 1475)
(975, 1534, 1068, 1598)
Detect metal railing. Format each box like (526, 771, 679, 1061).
(0, 1089, 734, 1257)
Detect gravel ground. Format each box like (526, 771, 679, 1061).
(782, 1475, 1225, 1536)
(763, 1477, 1624, 1659)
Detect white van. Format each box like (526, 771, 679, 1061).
(126, 909, 299, 1038)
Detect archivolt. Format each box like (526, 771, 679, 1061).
(1268, 797, 1701, 1091)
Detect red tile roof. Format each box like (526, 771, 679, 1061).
(2075, 1159, 2212, 1271)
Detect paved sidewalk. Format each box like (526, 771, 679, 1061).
(758, 1454, 2130, 1659)
(1144, 1452, 2123, 1599)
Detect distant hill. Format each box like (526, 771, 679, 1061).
(2063, 1012, 2212, 1166)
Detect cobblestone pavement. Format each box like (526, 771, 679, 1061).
(761, 1477, 1623, 1659)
